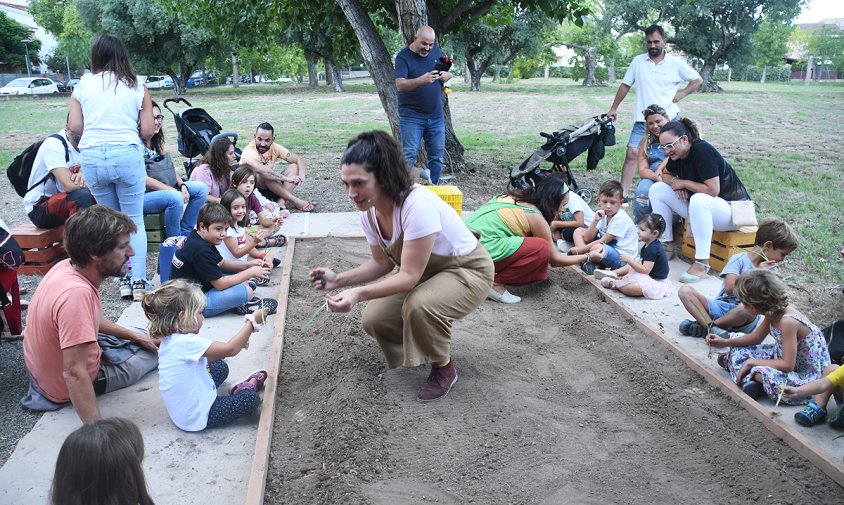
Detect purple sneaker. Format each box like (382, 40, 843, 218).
(417, 360, 458, 401)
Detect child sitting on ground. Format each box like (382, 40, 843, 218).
(219, 189, 281, 286)
(142, 279, 270, 432)
(231, 165, 289, 240)
(706, 270, 831, 403)
(550, 186, 594, 253)
(169, 202, 277, 316)
(678, 218, 799, 337)
(784, 364, 844, 428)
(569, 180, 637, 274)
(596, 213, 674, 299)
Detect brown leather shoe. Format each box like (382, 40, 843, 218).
(417, 360, 458, 401)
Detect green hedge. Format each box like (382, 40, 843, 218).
(714, 65, 792, 82)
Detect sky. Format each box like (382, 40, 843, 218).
(795, 0, 844, 23)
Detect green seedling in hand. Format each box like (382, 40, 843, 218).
(689, 298, 715, 358)
(771, 384, 785, 417)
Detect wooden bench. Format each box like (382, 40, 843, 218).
(11, 224, 66, 276)
(681, 223, 758, 272)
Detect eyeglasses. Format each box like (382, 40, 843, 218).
(658, 135, 685, 152)
(153, 114, 164, 122)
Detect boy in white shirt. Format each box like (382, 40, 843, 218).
(569, 180, 637, 273)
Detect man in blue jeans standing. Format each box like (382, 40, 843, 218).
(394, 25, 452, 185)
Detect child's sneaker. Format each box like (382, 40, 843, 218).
(594, 269, 617, 281)
(679, 319, 708, 338)
(827, 404, 844, 429)
(556, 239, 571, 254)
(741, 380, 765, 400)
(131, 280, 148, 302)
(119, 276, 133, 299)
(794, 401, 827, 426)
(581, 259, 596, 275)
(600, 277, 615, 289)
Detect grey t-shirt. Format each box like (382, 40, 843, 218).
(715, 252, 755, 303)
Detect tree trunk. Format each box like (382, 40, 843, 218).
(396, 0, 427, 45)
(698, 59, 723, 92)
(464, 67, 471, 83)
(325, 59, 334, 86)
(607, 58, 616, 84)
(582, 46, 598, 86)
(760, 65, 767, 84)
(231, 51, 240, 88)
(305, 51, 318, 87)
(544, 64, 550, 78)
(442, 92, 467, 173)
(804, 56, 813, 86)
(492, 64, 501, 83)
(330, 60, 345, 92)
(336, 0, 400, 137)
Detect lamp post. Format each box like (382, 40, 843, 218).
(21, 39, 32, 94)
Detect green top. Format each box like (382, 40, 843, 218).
(465, 195, 541, 262)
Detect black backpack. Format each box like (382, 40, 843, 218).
(6, 134, 69, 197)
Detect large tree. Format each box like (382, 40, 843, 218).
(29, 0, 91, 74)
(0, 12, 42, 70)
(75, 0, 220, 94)
(752, 18, 793, 83)
(808, 25, 844, 80)
(603, 0, 803, 92)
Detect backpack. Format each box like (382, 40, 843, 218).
(6, 134, 69, 197)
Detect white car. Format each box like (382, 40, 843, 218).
(145, 75, 171, 89)
(0, 77, 60, 95)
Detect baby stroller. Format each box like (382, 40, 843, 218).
(163, 97, 239, 177)
(510, 115, 615, 203)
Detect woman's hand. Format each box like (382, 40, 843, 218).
(309, 267, 339, 291)
(180, 184, 190, 203)
(325, 289, 360, 313)
(705, 334, 729, 348)
(674, 188, 689, 202)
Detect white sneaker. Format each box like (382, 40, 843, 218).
(419, 169, 432, 184)
(594, 269, 618, 281)
(556, 239, 571, 253)
(119, 276, 133, 299)
(600, 277, 616, 289)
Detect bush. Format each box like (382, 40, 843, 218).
(717, 65, 792, 82)
(548, 66, 573, 78)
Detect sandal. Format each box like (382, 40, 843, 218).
(233, 297, 278, 316)
(272, 257, 282, 268)
(255, 275, 271, 287)
(295, 200, 317, 212)
(263, 234, 288, 248)
(716, 353, 729, 370)
(230, 369, 269, 396)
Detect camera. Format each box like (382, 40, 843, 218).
(434, 55, 454, 72)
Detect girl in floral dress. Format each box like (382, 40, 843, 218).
(706, 270, 830, 403)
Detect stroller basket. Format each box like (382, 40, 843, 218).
(510, 115, 615, 203)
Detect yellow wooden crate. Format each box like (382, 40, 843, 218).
(423, 185, 463, 216)
(681, 223, 757, 272)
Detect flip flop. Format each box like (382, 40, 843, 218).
(295, 200, 317, 212)
(230, 369, 269, 395)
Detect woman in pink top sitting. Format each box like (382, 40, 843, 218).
(189, 137, 235, 204)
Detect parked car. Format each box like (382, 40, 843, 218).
(55, 80, 67, 92)
(0, 77, 60, 95)
(66, 78, 80, 92)
(144, 75, 174, 89)
(187, 71, 218, 86)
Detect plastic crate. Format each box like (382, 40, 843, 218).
(423, 185, 463, 216)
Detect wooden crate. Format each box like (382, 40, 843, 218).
(681, 224, 758, 272)
(144, 212, 165, 253)
(11, 223, 66, 276)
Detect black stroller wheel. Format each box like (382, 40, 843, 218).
(576, 188, 593, 204)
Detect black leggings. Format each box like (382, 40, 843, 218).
(205, 360, 261, 429)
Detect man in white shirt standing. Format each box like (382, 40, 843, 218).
(606, 24, 702, 202)
(24, 122, 94, 228)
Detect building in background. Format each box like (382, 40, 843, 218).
(1, 1, 57, 74)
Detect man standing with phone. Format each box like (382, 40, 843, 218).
(394, 25, 453, 185)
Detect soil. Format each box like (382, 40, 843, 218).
(265, 237, 841, 504)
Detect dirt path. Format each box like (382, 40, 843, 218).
(265, 238, 840, 504)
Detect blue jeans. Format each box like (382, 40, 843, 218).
(203, 282, 248, 317)
(143, 182, 208, 237)
(81, 144, 147, 282)
(633, 178, 655, 224)
(400, 115, 445, 184)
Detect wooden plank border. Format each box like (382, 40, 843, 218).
(245, 239, 297, 504)
(568, 266, 844, 488)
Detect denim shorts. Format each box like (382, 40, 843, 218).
(601, 244, 626, 270)
(626, 121, 647, 149)
(708, 299, 738, 320)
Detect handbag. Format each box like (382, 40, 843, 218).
(730, 200, 757, 228)
(145, 154, 179, 189)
